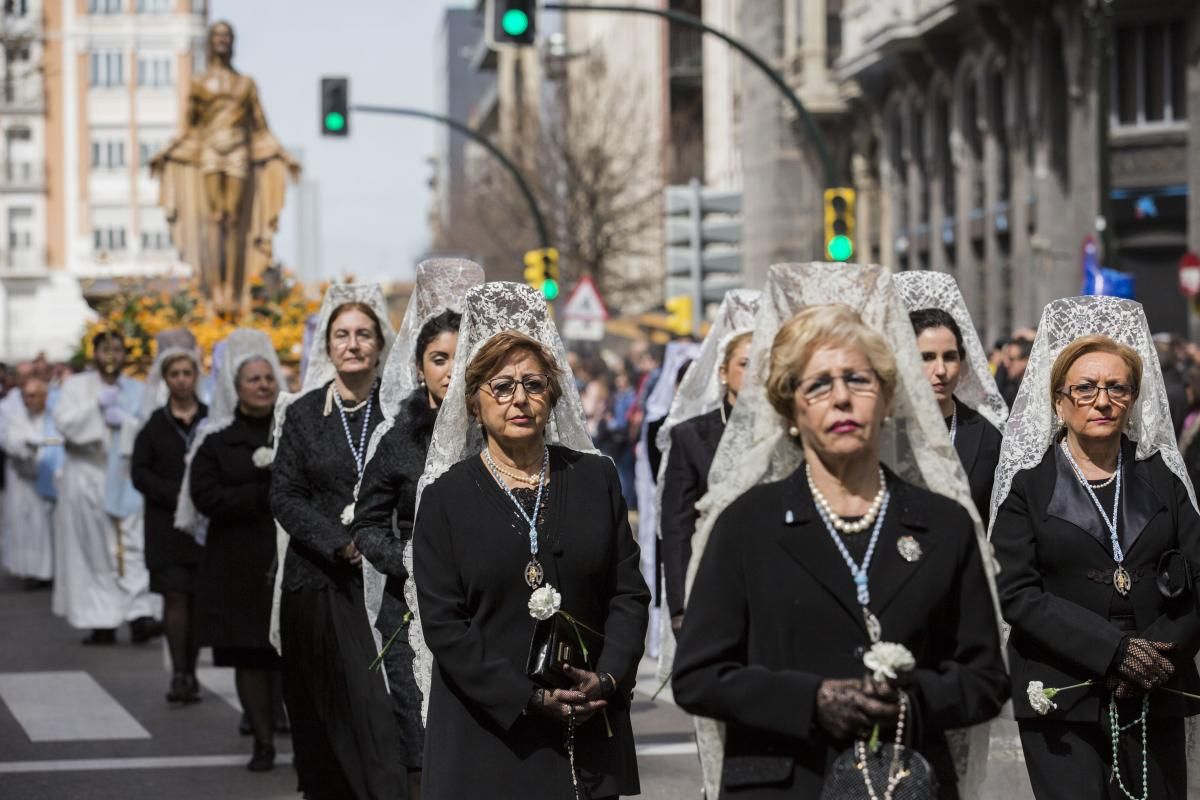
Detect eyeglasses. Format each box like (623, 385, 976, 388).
(793, 369, 880, 403)
(1058, 382, 1133, 405)
(481, 374, 549, 402)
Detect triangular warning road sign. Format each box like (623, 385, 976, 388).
(562, 275, 609, 322)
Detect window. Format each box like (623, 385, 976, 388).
(140, 230, 170, 250)
(8, 207, 32, 250)
(88, 0, 123, 13)
(137, 0, 171, 11)
(136, 56, 172, 88)
(91, 137, 126, 169)
(93, 227, 126, 251)
(1113, 20, 1187, 127)
(6, 0, 29, 16)
(89, 51, 124, 87)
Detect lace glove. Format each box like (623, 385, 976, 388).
(525, 686, 606, 724)
(1107, 638, 1175, 697)
(815, 678, 900, 742)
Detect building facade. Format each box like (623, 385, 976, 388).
(723, 0, 1197, 340)
(0, 0, 207, 360)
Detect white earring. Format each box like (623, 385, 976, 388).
(788, 425, 800, 438)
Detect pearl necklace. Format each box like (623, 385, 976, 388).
(482, 449, 544, 486)
(806, 463, 887, 534)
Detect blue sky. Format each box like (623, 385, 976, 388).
(210, 0, 465, 282)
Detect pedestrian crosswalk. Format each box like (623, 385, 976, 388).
(0, 671, 150, 742)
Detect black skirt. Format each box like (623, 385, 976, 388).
(281, 581, 405, 800)
(150, 564, 198, 594)
(212, 646, 280, 671)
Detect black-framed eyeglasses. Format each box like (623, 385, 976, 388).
(793, 369, 880, 403)
(1058, 382, 1133, 405)
(480, 374, 549, 402)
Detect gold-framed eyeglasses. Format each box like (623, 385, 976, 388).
(794, 369, 880, 403)
(481, 374, 549, 402)
(1058, 382, 1132, 405)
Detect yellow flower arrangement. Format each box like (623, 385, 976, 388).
(77, 270, 331, 376)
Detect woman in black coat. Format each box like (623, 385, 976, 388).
(661, 330, 750, 633)
(672, 304, 1008, 799)
(908, 308, 1002, 521)
(190, 354, 280, 771)
(270, 297, 405, 800)
(993, 333, 1200, 798)
(353, 309, 460, 796)
(413, 328, 650, 800)
(131, 351, 206, 705)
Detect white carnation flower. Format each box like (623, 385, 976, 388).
(862, 641, 916, 683)
(252, 447, 274, 468)
(1026, 681, 1057, 716)
(527, 584, 562, 621)
(341, 503, 355, 526)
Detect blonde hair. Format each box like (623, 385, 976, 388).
(765, 304, 897, 421)
(722, 331, 754, 368)
(1050, 334, 1142, 407)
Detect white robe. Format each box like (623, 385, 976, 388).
(1, 400, 56, 580)
(51, 372, 159, 629)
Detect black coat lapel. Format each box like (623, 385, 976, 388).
(776, 473, 869, 633)
(1121, 442, 1165, 556)
(952, 399, 983, 477)
(1047, 444, 1114, 553)
(869, 480, 941, 616)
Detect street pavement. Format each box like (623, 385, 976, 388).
(0, 574, 704, 800)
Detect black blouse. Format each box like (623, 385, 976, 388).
(271, 382, 384, 592)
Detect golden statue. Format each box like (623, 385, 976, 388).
(152, 21, 299, 312)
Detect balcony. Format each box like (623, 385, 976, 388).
(839, 0, 960, 77)
(0, 247, 47, 274)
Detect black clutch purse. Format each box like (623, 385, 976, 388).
(820, 695, 938, 800)
(526, 613, 603, 689)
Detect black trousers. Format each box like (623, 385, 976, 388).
(281, 583, 406, 800)
(1018, 715, 1187, 799)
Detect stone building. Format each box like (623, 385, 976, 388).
(729, 0, 1198, 339)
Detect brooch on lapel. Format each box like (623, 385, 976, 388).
(897, 535, 923, 563)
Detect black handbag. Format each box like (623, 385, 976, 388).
(525, 612, 604, 690)
(820, 695, 938, 800)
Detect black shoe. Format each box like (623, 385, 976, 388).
(129, 617, 164, 644)
(166, 674, 189, 704)
(238, 712, 252, 736)
(82, 629, 117, 646)
(181, 674, 201, 704)
(247, 740, 275, 772)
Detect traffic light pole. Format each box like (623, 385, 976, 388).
(543, 2, 837, 188)
(351, 104, 551, 251)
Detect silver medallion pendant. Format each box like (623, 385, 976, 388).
(524, 559, 544, 589)
(1113, 565, 1132, 596)
(897, 535, 923, 563)
(864, 609, 882, 643)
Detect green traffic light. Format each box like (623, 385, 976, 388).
(542, 278, 560, 301)
(501, 9, 530, 36)
(324, 111, 346, 132)
(827, 234, 853, 261)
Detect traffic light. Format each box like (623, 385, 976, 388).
(487, 0, 537, 47)
(665, 295, 693, 337)
(823, 187, 856, 261)
(523, 247, 560, 301)
(321, 77, 349, 137)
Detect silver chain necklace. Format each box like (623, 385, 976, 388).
(948, 405, 958, 444)
(1060, 441, 1129, 594)
(483, 447, 549, 588)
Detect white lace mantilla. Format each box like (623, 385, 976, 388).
(173, 329, 287, 542)
(652, 289, 759, 679)
(892, 270, 1008, 429)
(409, 281, 596, 721)
(680, 263, 1000, 800)
(268, 284, 396, 654)
(360, 259, 485, 663)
